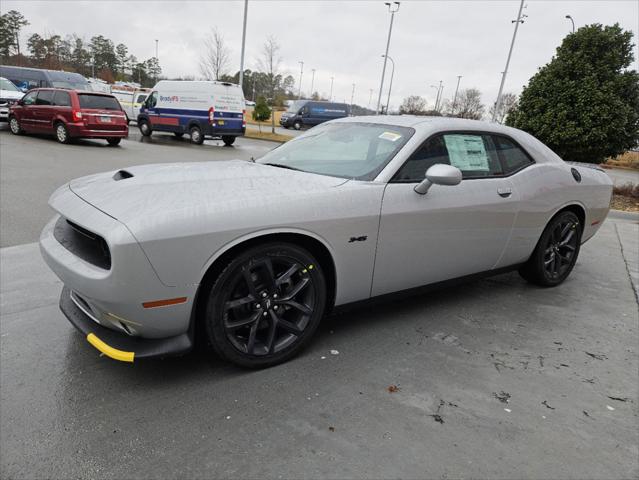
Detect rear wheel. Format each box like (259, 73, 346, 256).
(55, 122, 71, 144)
(138, 120, 152, 137)
(222, 135, 236, 146)
(190, 125, 204, 145)
(519, 211, 582, 287)
(9, 116, 22, 135)
(204, 243, 326, 368)
(107, 138, 121, 146)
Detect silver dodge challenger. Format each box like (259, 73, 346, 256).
(40, 116, 613, 367)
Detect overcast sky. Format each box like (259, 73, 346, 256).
(5, 0, 638, 110)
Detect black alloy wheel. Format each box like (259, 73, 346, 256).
(519, 211, 582, 287)
(204, 243, 326, 368)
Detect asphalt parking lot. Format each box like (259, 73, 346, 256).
(1, 129, 638, 479)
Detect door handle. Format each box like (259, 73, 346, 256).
(497, 187, 512, 198)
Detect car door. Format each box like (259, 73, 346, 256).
(17, 91, 38, 130)
(32, 89, 55, 131)
(372, 132, 520, 297)
(144, 91, 161, 127)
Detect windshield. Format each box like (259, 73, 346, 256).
(0, 78, 20, 92)
(286, 100, 307, 113)
(256, 122, 414, 180)
(78, 94, 121, 110)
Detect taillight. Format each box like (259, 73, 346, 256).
(72, 110, 83, 122)
(208, 107, 215, 124)
(242, 109, 246, 128)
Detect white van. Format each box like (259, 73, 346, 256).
(0, 77, 24, 122)
(137, 80, 246, 146)
(111, 86, 150, 124)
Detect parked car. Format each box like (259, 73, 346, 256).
(111, 86, 150, 123)
(9, 88, 128, 145)
(40, 116, 612, 368)
(0, 77, 24, 122)
(0, 65, 89, 92)
(137, 80, 246, 146)
(280, 100, 349, 130)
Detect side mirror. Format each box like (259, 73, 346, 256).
(414, 164, 462, 195)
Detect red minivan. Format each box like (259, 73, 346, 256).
(8, 88, 128, 145)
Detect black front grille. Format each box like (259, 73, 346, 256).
(54, 217, 111, 270)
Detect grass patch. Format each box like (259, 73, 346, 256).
(244, 129, 292, 143)
(611, 182, 639, 212)
(604, 151, 639, 170)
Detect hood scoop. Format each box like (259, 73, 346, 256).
(113, 169, 134, 181)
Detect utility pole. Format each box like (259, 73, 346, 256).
(565, 14, 575, 33)
(493, 0, 526, 122)
(329, 76, 334, 101)
(297, 61, 304, 99)
(350, 83, 356, 113)
(239, 0, 249, 89)
(155, 39, 158, 60)
(310, 69, 316, 98)
(452, 75, 462, 114)
(382, 54, 395, 115)
(376, 2, 400, 114)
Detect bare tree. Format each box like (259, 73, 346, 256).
(489, 92, 518, 124)
(454, 88, 485, 120)
(256, 35, 282, 99)
(199, 28, 230, 80)
(399, 95, 427, 115)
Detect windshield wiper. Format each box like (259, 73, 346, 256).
(263, 163, 304, 172)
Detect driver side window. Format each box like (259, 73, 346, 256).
(393, 136, 449, 182)
(22, 91, 37, 106)
(146, 92, 158, 108)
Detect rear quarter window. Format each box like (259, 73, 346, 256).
(78, 94, 121, 110)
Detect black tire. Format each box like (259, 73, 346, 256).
(293, 121, 302, 130)
(138, 120, 152, 137)
(203, 242, 327, 368)
(519, 210, 582, 287)
(54, 122, 71, 144)
(222, 135, 236, 146)
(107, 138, 121, 146)
(174, 132, 184, 138)
(8, 116, 23, 135)
(190, 125, 204, 145)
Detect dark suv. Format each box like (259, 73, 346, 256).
(280, 100, 349, 130)
(8, 88, 128, 145)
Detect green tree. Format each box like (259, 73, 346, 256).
(115, 43, 129, 76)
(252, 95, 271, 132)
(1, 10, 29, 56)
(145, 57, 162, 83)
(27, 33, 46, 61)
(507, 24, 639, 164)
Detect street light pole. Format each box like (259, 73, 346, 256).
(493, 0, 526, 122)
(376, 2, 400, 114)
(239, 0, 249, 89)
(452, 75, 462, 114)
(310, 69, 316, 98)
(565, 14, 575, 33)
(155, 39, 158, 60)
(434, 80, 443, 111)
(382, 54, 395, 114)
(329, 76, 334, 101)
(297, 61, 304, 99)
(350, 83, 356, 113)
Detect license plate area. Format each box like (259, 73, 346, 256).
(217, 120, 225, 126)
(99, 116, 112, 123)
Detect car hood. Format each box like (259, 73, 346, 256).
(69, 160, 347, 225)
(0, 90, 23, 100)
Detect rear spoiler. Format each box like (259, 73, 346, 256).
(565, 161, 606, 173)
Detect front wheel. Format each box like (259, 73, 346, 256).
(55, 122, 71, 144)
(293, 121, 302, 130)
(9, 116, 23, 135)
(222, 135, 236, 146)
(190, 125, 204, 144)
(519, 211, 582, 287)
(138, 120, 152, 137)
(204, 243, 327, 368)
(107, 138, 121, 146)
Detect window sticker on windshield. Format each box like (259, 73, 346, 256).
(444, 135, 489, 171)
(379, 131, 402, 142)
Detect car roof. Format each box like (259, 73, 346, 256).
(29, 87, 114, 96)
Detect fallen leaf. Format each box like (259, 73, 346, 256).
(430, 414, 444, 424)
(585, 352, 607, 361)
(607, 396, 629, 402)
(387, 385, 400, 393)
(493, 391, 511, 404)
(328, 426, 335, 432)
(542, 400, 556, 410)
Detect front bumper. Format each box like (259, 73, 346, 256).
(0, 106, 9, 121)
(60, 286, 193, 361)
